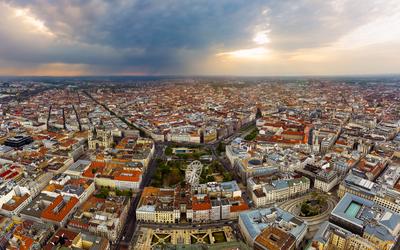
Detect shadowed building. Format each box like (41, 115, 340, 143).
(254, 226, 296, 250)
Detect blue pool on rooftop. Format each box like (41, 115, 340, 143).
(344, 202, 362, 218)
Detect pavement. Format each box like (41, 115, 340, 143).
(139, 219, 237, 230)
(278, 191, 338, 239)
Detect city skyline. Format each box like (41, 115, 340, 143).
(1, 0, 400, 76)
(0, 1, 399, 248)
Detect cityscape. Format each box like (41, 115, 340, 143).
(0, 77, 398, 250)
(1, 1, 400, 250)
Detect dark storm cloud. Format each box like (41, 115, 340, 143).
(4, 0, 268, 73)
(1, 0, 399, 75)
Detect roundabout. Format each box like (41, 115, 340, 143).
(278, 191, 338, 239)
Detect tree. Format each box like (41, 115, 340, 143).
(301, 202, 309, 215)
(256, 107, 262, 119)
(206, 175, 215, 182)
(217, 142, 225, 154)
(244, 128, 258, 141)
(223, 172, 232, 182)
(208, 167, 214, 175)
(95, 187, 109, 199)
(165, 147, 173, 156)
(169, 167, 182, 185)
(160, 163, 170, 175)
(192, 152, 201, 160)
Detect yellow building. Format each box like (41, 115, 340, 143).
(88, 127, 113, 150)
(363, 232, 395, 250)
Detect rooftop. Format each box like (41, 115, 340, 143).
(255, 226, 296, 250)
(239, 206, 307, 241)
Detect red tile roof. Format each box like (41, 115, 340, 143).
(41, 195, 79, 223)
(43, 228, 78, 250)
(192, 197, 211, 211)
(230, 202, 249, 212)
(114, 169, 141, 182)
(82, 161, 105, 178)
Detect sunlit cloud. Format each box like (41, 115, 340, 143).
(0, 62, 89, 76)
(253, 30, 270, 45)
(335, 11, 400, 49)
(216, 47, 269, 60)
(13, 7, 54, 37)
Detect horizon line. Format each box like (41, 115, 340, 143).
(1, 72, 400, 79)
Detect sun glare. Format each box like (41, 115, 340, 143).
(253, 30, 270, 45)
(216, 47, 269, 60)
(14, 7, 54, 36)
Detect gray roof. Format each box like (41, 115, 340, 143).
(332, 193, 400, 242)
(20, 193, 55, 219)
(380, 211, 400, 232)
(68, 159, 91, 172)
(272, 179, 289, 189)
(342, 174, 377, 196)
(239, 206, 307, 241)
(220, 180, 240, 192)
(62, 184, 85, 196)
(331, 193, 375, 227)
(364, 211, 400, 241)
(312, 222, 353, 244)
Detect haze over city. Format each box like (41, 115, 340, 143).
(1, 0, 400, 76)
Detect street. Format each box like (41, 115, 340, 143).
(113, 143, 164, 249)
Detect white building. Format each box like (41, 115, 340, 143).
(249, 176, 310, 207)
(314, 169, 338, 192)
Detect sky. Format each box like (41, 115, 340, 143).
(0, 0, 400, 76)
